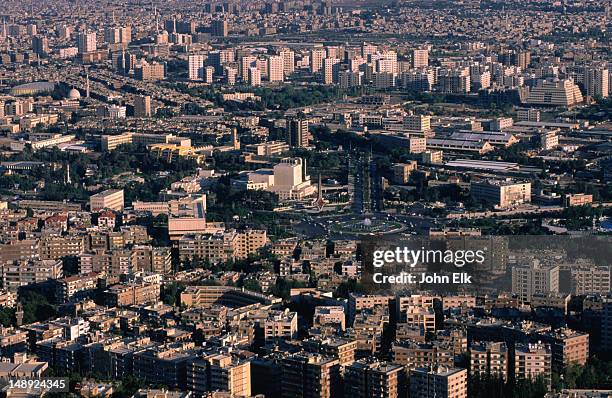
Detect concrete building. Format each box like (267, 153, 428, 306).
(281, 353, 341, 398)
(512, 262, 559, 303)
(271, 158, 316, 200)
(90, 189, 124, 212)
(584, 66, 609, 98)
(393, 162, 417, 184)
(525, 79, 583, 107)
(469, 342, 508, 381)
(410, 367, 467, 398)
(77, 32, 97, 54)
(134, 96, 152, 118)
(571, 266, 610, 295)
(1, 259, 63, 292)
(514, 343, 552, 389)
(287, 118, 309, 148)
(188, 55, 205, 81)
(248, 67, 261, 86)
(344, 360, 404, 398)
(187, 353, 251, 397)
(268, 55, 284, 82)
(538, 329, 589, 371)
(412, 49, 429, 68)
(471, 180, 531, 209)
(264, 309, 298, 342)
(403, 115, 431, 134)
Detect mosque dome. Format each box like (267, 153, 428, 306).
(68, 88, 81, 100)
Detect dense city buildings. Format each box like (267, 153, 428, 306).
(0, 0, 610, 396)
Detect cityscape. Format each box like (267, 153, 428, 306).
(0, 0, 611, 397)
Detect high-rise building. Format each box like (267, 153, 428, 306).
(240, 55, 257, 78)
(281, 353, 341, 398)
(469, 342, 509, 381)
(412, 49, 429, 68)
(32, 36, 49, 56)
(584, 66, 609, 98)
(248, 67, 261, 86)
(188, 54, 205, 81)
(311, 48, 326, 73)
(514, 343, 552, 390)
(187, 354, 251, 397)
(410, 367, 467, 398)
(134, 96, 152, 118)
(135, 61, 165, 81)
(268, 55, 284, 82)
(323, 58, 340, 84)
(344, 360, 404, 398)
(211, 19, 228, 37)
(279, 48, 295, 75)
(511, 262, 559, 303)
(287, 118, 309, 148)
(77, 32, 97, 54)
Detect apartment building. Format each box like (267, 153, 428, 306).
(281, 353, 341, 398)
(410, 367, 468, 398)
(512, 262, 560, 303)
(469, 342, 509, 381)
(187, 353, 251, 397)
(344, 360, 404, 398)
(514, 343, 552, 390)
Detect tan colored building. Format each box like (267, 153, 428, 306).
(344, 360, 403, 398)
(179, 285, 279, 309)
(571, 266, 610, 295)
(469, 342, 508, 381)
(392, 341, 454, 371)
(90, 189, 124, 212)
(514, 343, 552, 389)
(1, 259, 63, 292)
(281, 353, 341, 398)
(264, 308, 298, 342)
(187, 353, 251, 397)
(149, 144, 205, 164)
(303, 338, 357, 366)
(104, 282, 160, 307)
(410, 367, 467, 398)
(539, 329, 589, 371)
(471, 180, 531, 209)
(393, 162, 417, 184)
(525, 78, 583, 108)
(564, 193, 593, 207)
(178, 229, 266, 263)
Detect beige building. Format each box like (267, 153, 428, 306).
(514, 343, 552, 389)
(410, 367, 467, 398)
(281, 353, 340, 398)
(90, 189, 124, 212)
(1, 259, 63, 292)
(344, 360, 403, 398)
(512, 262, 559, 303)
(471, 180, 531, 209)
(264, 308, 298, 342)
(470, 342, 508, 381)
(571, 266, 610, 295)
(393, 162, 417, 184)
(187, 354, 251, 397)
(525, 78, 583, 107)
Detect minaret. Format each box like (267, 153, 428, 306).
(232, 128, 239, 150)
(15, 303, 24, 326)
(121, 48, 126, 74)
(85, 67, 90, 98)
(65, 163, 71, 184)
